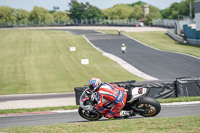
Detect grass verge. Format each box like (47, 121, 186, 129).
(0, 96, 199, 115)
(0, 29, 142, 95)
(125, 31, 200, 58)
(1, 115, 200, 133)
(0, 105, 79, 114)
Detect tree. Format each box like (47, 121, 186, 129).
(68, 0, 86, 19)
(145, 6, 162, 25)
(103, 2, 161, 22)
(178, 0, 194, 18)
(68, 0, 104, 20)
(128, 1, 145, 7)
(103, 4, 134, 19)
(161, 0, 195, 19)
(83, 4, 104, 19)
(0, 6, 16, 25)
(161, 7, 171, 19)
(29, 6, 54, 25)
(15, 9, 30, 25)
(53, 11, 70, 24)
(129, 5, 143, 20)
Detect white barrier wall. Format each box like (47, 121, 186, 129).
(187, 38, 200, 46)
(194, 1, 200, 31)
(195, 13, 200, 31)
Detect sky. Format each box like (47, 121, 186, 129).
(0, 0, 183, 11)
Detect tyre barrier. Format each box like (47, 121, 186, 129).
(74, 77, 200, 105)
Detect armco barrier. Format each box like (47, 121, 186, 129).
(167, 29, 184, 43)
(74, 77, 200, 105)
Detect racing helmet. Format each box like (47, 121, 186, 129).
(88, 77, 102, 92)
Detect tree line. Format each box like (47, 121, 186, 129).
(161, 0, 195, 19)
(0, 6, 70, 26)
(0, 0, 195, 26)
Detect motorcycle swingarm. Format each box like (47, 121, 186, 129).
(131, 105, 148, 114)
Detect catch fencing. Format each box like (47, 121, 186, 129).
(1, 18, 191, 28)
(152, 19, 177, 28)
(0, 19, 138, 28)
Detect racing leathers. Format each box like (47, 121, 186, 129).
(94, 82, 127, 118)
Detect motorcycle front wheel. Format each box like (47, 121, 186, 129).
(136, 97, 161, 117)
(78, 107, 102, 121)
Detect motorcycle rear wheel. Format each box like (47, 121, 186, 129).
(136, 97, 161, 117)
(78, 107, 102, 121)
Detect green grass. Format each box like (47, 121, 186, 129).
(1, 115, 200, 133)
(125, 31, 200, 58)
(157, 96, 200, 103)
(100, 30, 121, 34)
(0, 29, 143, 94)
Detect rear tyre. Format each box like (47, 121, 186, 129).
(136, 97, 161, 117)
(78, 107, 102, 121)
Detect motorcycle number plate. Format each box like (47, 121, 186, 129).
(132, 87, 147, 98)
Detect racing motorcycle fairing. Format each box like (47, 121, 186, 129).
(126, 87, 147, 103)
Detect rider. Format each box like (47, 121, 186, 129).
(88, 77, 127, 119)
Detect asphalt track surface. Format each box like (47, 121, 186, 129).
(1, 103, 200, 127)
(84, 33, 200, 79)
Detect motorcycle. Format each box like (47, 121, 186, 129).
(78, 85, 161, 121)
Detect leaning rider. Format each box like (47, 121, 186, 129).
(88, 77, 127, 119)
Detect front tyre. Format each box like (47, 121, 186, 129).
(136, 97, 161, 117)
(78, 107, 102, 121)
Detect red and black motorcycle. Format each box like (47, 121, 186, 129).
(78, 86, 161, 121)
